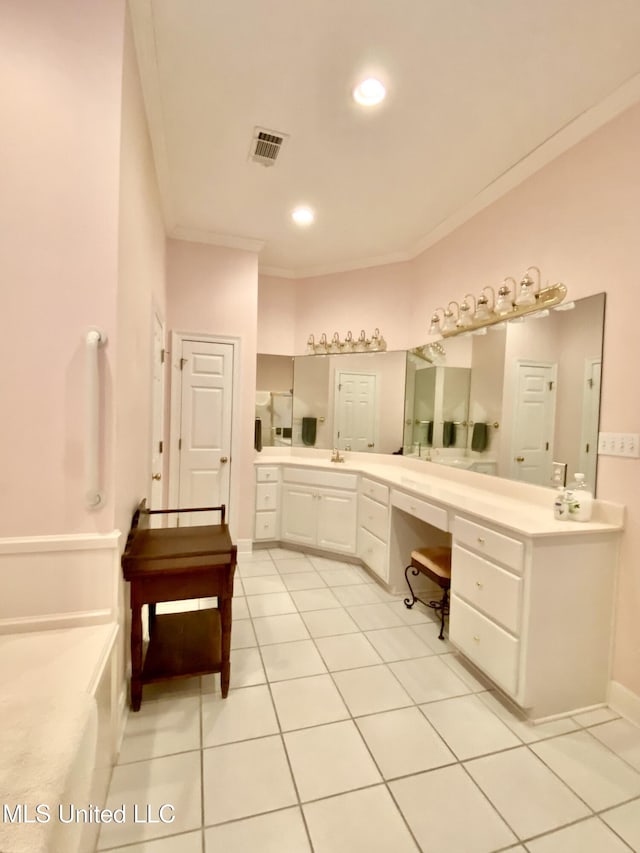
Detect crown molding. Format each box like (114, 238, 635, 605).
(169, 225, 265, 254)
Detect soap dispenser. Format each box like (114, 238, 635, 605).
(564, 473, 593, 522)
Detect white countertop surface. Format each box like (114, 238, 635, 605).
(255, 449, 624, 538)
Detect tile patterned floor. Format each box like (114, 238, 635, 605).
(98, 548, 640, 852)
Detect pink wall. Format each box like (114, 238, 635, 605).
(410, 104, 640, 696)
(166, 240, 259, 540)
(293, 262, 415, 354)
(0, 0, 126, 536)
(257, 276, 296, 354)
(114, 8, 167, 540)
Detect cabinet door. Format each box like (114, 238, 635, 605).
(317, 488, 357, 554)
(281, 485, 316, 546)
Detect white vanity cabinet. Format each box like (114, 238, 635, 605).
(280, 467, 358, 554)
(449, 514, 619, 719)
(254, 466, 280, 540)
(357, 477, 390, 581)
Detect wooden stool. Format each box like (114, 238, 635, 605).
(404, 547, 452, 640)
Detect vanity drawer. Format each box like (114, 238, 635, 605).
(453, 517, 524, 573)
(361, 477, 389, 505)
(255, 511, 278, 540)
(358, 526, 388, 582)
(256, 482, 278, 511)
(358, 494, 389, 541)
(257, 466, 279, 483)
(449, 594, 520, 696)
(452, 545, 523, 635)
(283, 467, 358, 491)
(391, 489, 449, 532)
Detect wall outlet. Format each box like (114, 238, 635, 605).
(598, 432, 640, 457)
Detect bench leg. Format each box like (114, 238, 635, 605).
(220, 597, 232, 698)
(438, 588, 450, 641)
(131, 603, 143, 711)
(403, 565, 419, 608)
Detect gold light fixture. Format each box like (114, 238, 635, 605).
(428, 267, 568, 338)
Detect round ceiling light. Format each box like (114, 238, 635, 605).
(291, 206, 314, 226)
(353, 77, 386, 106)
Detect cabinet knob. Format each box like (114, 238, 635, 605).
(477, 537, 485, 545)
(221, 456, 229, 463)
(473, 635, 480, 642)
(476, 581, 483, 589)
(515, 456, 525, 463)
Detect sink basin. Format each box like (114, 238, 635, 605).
(432, 457, 474, 469)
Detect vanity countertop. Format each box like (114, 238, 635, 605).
(255, 449, 624, 539)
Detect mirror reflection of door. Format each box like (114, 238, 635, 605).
(334, 370, 377, 451)
(579, 358, 601, 486)
(150, 312, 165, 527)
(510, 360, 557, 484)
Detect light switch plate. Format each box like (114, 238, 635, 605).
(598, 432, 640, 457)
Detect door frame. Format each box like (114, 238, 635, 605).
(149, 309, 166, 514)
(168, 331, 240, 525)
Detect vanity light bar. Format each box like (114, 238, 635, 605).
(435, 283, 567, 339)
(306, 329, 387, 354)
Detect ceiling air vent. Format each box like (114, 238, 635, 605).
(249, 127, 288, 167)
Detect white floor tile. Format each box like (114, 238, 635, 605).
(252, 612, 310, 645)
(142, 676, 202, 702)
(410, 620, 456, 654)
(226, 647, 266, 689)
(526, 816, 631, 853)
(301, 607, 360, 637)
(260, 639, 327, 681)
(364, 625, 434, 661)
(572, 707, 620, 727)
(531, 729, 640, 810)
(477, 690, 581, 743)
(465, 746, 590, 839)
(284, 720, 381, 801)
(274, 556, 316, 573)
(246, 592, 297, 617)
(230, 618, 256, 649)
(232, 596, 250, 619)
(390, 764, 517, 853)
(332, 584, 390, 606)
(104, 830, 203, 852)
(346, 603, 406, 630)
(389, 599, 432, 625)
(201, 684, 279, 747)
(237, 559, 278, 577)
(440, 652, 493, 692)
(118, 695, 201, 764)
(356, 706, 455, 778)
(421, 694, 521, 760)
(269, 547, 306, 560)
(241, 575, 288, 596)
(601, 799, 640, 850)
(238, 550, 274, 563)
(307, 555, 351, 571)
(303, 785, 419, 853)
(281, 570, 327, 590)
(315, 633, 382, 671)
(204, 807, 310, 853)
(332, 664, 413, 716)
(271, 673, 350, 731)
(290, 587, 342, 611)
(389, 655, 472, 703)
(589, 717, 640, 772)
(317, 566, 369, 586)
(98, 752, 202, 849)
(202, 735, 297, 825)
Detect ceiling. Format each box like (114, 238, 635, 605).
(129, 0, 640, 278)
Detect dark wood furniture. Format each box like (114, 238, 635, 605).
(404, 546, 452, 640)
(122, 502, 236, 711)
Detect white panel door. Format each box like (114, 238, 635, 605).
(579, 358, 601, 487)
(334, 371, 376, 452)
(510, 361, 557, 485)
(149, 313, 165, 520)
(178, 340, 233, 525)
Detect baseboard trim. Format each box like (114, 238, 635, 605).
(0, 530, 121, 554)
(236, 538, 253, 554)
(608, 681, 640, 727)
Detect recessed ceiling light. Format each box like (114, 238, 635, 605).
(353, 77, 386, 106)
(291, 206, 314, 226)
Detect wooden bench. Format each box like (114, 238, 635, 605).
(404, 546, 452, 639)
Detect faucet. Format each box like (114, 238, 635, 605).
(330, 448, 345, 463)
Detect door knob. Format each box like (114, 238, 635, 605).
(220, 456, 229, 463)
(515, 456, 525, 462)
(152, 473, 161, 481)
(367, 442, 375, 448)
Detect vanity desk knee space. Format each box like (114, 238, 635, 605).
(255, 451, 623, 721)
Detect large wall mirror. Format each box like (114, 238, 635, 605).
(256, 292, 605, 493)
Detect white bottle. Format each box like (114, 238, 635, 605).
(564, 473, 593, 522)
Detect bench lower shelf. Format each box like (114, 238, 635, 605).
(142, 608, 222, 683)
